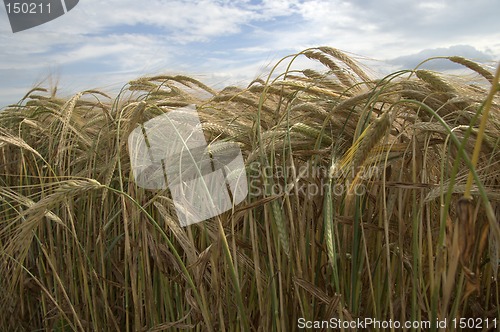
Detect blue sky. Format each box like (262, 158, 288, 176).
(1, 0, 499, 107)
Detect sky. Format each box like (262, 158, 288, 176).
(1, 0, 499, 107)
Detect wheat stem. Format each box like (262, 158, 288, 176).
(464, 62, 500, 199)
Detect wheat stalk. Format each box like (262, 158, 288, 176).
(448, 56, 495, 83)
(350, 109, 393, 171)
(318, 46, 371, 82)
(291, 122, 332, 145)
(416, 70, 458, 94)
(303, 50, 355, 88)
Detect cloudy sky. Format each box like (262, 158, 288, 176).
(1, 0, 499, 107)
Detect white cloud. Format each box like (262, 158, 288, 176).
(389, 45, 495, 70)
(45, 0, 266, 42)
(417, 1, 447, 10)
(1, 0, 499, 107)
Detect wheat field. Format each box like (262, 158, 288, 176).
(1, 47, 499, 331)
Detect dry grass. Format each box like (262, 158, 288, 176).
(1, 47, 499, 331)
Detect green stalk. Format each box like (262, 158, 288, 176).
(215, 216, 251, 331)
(104, 186, 215, 332)
(464, 63, 500, 199)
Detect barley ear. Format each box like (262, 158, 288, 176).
(416, 70, 457, 94)
(351, 110, 393, 171)
(448, 56, 495, 84)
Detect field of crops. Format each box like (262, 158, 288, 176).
(1, 47, 499, 331)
